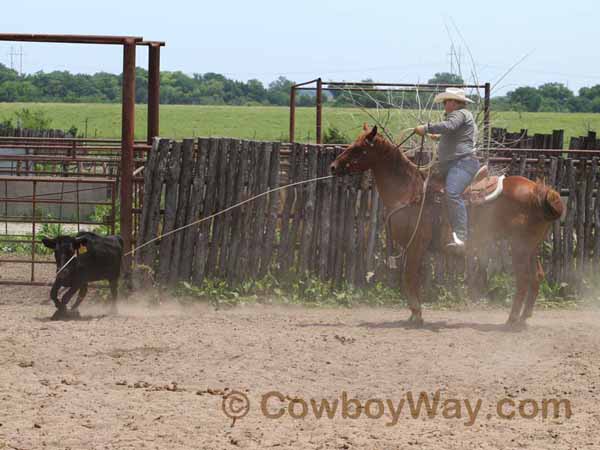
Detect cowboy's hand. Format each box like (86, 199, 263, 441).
(429, 133, 440, 141)
(414, 125, 426, 136)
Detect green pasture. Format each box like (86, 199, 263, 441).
(1, 102, 599, 146)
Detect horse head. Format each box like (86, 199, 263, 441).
(330, 123, 382, 176)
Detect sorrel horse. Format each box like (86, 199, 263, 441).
(330, 124, 564, 328)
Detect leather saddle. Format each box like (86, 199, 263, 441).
(428, 165, 504, 206)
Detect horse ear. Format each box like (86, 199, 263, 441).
(367, 126, 378, 141)
(364, 126, 378, 146)
(363, 122, 370, 131)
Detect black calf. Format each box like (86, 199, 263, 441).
(42, 231, 123, 319)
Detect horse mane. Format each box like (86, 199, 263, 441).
(369, 134, 426, 205)
(375, 135, 424, 180)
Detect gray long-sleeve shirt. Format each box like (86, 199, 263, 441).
(424, 108, 478, 163)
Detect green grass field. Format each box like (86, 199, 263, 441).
(1, 102, 600, 146)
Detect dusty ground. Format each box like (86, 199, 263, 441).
(0, 283, 599, 450)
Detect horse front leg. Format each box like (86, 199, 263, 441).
(402, 242, 427, 327)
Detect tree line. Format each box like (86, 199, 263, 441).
(0, 63, 309, 106)
(0, 64, 598, 112)
(492, 83, 600, 113)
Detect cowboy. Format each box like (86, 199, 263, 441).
(414, 87, 479, 253)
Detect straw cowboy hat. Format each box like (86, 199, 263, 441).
(433, 87, 474, 104)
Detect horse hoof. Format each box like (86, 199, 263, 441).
(50, 309, 67, 321)
(504, 320, 527, 332)
(408, 314, 424, 328)
(411, 319, 425, 328)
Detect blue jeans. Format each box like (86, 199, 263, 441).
(443, 156, 480, 241)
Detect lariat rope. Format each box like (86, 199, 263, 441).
(54, 175, 338, 275)
(54, 131, 440, 276)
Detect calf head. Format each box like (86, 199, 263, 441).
(42, 235, 86, 274)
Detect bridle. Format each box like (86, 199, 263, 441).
(337, 129, 433, 270)
(344, 129, 418, 173)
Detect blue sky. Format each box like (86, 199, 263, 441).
(0, 0, 597, 95)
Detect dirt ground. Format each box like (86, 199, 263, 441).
(1, 282, 599, 450)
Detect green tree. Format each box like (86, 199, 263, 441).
(244, 79, 267, 104)
(0, 63, 19, 84)
(537, 83, 574, 111)
(267, 76, 295, 105)
(507, 86, 542, 112)
(591, 97, 600, 113)
(427, 72, 465, 85)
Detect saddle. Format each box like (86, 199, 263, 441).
(428, 165, 505, 206)
(384, 164, 505, 268)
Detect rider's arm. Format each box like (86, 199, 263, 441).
(424, 110, 465, 135)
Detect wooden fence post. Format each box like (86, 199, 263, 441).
(219, 139, 240, 278)
(138, 138, 170, 269)
(259, 142, 281, 278)
(299, 146, 318, 274)
(168, 138, 194, 284)
(156, 141, 181, 284)
(179, 138, 208, 282)
(564, 159, 576, 286)
(287, 144, 306, 273)
(192, 138, 219, 285)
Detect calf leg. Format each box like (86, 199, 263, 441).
(60, 286, 80, 308)
(49, 279, 63, 310)
(70, 283, 88, 312)
(521, 257, 544, 321)
(109, 279, 119, 314)
(49, 285, 79, 320)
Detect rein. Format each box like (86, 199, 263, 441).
(385, 134, 431, 269)
(384, 176, 430, 268)
(393, 130, 416, 152)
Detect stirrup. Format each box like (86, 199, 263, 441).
(387, 256, 400, 269)
(446, 232, 466, 253)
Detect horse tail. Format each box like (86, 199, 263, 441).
(533, 181, 564, 222)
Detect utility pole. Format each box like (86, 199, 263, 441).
(8, 46, 24, 75)
(447, 45, 454, 75)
